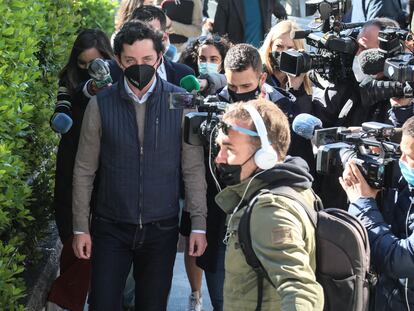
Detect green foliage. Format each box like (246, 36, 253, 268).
(0, 0, 117, 308)
(75, 0, 118, 35)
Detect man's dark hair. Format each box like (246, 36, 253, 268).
(114, 20, 164, 56)
(130, 5, 167, 31)
(403, 116, 414, 137)
(363, 17, 400, 30)
(224, 44, 263, 74)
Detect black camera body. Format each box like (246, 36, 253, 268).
(169, 93, 228, 151)
(279, 0, 359, 82)
(360, 52, 414, 104)
(315, 122, 401, 189)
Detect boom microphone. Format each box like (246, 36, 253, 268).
(292, 113, 323, 140)
(180, 75, 200, 93)
(358, 49, 386, 75)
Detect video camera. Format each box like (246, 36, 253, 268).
(315, 121, 401, 189)
(170, 92, 228, 152)
(279, 0, 361, 82)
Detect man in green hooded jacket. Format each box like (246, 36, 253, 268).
(214, 98, 324, 311)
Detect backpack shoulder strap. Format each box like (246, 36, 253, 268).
(268, 186, 319, 228)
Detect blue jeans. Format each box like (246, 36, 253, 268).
(204, 241, 225, 311)
(89, 215, 179, 311)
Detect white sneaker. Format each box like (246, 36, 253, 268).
(187, 291, 203, 311)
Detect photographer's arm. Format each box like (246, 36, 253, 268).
(181, 108, 208, 256)
(340, 162, 414, 278)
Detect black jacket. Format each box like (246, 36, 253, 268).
(213, 0, 286, 44)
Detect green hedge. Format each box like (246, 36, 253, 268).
(0, 0, 117, 309)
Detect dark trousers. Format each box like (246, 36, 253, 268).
(205, 241, 225, 311)
(89, 216, 179, 311)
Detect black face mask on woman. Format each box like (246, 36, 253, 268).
(124, 63, 157, 90)
(228, 86, 261, 103)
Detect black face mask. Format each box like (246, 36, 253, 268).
(78, 68, 90, 82)
(216, 153, 255, 186)
(269, 51, 281, 70)
(228, 86, 261, 103)
(124, 64, 156, 90)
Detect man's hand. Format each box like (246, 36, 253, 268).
(188, 232, 207, 257)
(73, 233, 92, 259)
(287, 73, 306, 91)
(339, 161, 379, 202)
(390, 97, 413, 107)
(202, 18, 214, 33)
(198, 78, 208, 92)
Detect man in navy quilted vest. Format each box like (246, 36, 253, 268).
(71, 20, 207, 311)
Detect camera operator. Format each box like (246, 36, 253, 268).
(313, 17, 400, 128)
(312, 17, 401, 209)
(213, 98, 324, 310)
(339, 115, 414, 311)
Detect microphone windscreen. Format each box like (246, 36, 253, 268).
(180, 75, 200, 92)
(292, 113, 323, 140)
(51, 113, 73, 134)
(358, 48, 386, 75)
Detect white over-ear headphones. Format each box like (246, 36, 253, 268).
(243, 105, 278, 170)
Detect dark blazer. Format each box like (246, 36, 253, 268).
(164, 58, 195, 86)
(213, 0, 287, 44)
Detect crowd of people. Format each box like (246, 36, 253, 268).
(46, 1, 414, 311)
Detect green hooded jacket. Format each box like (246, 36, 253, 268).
(215, 156, 324, 311)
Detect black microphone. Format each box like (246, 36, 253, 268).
(292, 113, 323, 140)
(358, 48, 386, 75)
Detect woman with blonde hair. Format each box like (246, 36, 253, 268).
(260, 20, 313, 95)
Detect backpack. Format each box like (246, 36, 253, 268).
(238, 186, 375, 311)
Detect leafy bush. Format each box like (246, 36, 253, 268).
(0, 0, 117, 308)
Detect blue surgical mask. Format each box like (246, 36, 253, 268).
(399, 159, 414, 186)
(198, 62, 219, 75)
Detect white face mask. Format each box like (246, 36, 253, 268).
(198, 62, 219, 75)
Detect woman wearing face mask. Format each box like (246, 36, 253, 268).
(188, 34, 232, 97)
(178, 33, 231, 311)
(47, 29, 114, 311)
(259, 21, 316, 180)
(260, 20, 313, 95)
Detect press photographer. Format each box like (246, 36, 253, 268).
(339, 115, 414, 311)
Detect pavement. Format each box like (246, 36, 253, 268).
(168, 252, 213, 311)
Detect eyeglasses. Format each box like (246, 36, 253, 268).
(218, 121, 259, 137)
(197, 34, 222, 45)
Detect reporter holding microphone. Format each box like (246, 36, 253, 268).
(48, 29, 115, 311)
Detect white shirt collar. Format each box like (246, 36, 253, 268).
(124, 75, 157, 105)
(157, 58, 167, 81)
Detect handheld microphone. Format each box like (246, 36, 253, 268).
(292, 113, 323, 140)
(358, 49, 386, 75)
(180, 75, 200, 93)
(51, 113, 73, 134)
(88, 58, 112, 88)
